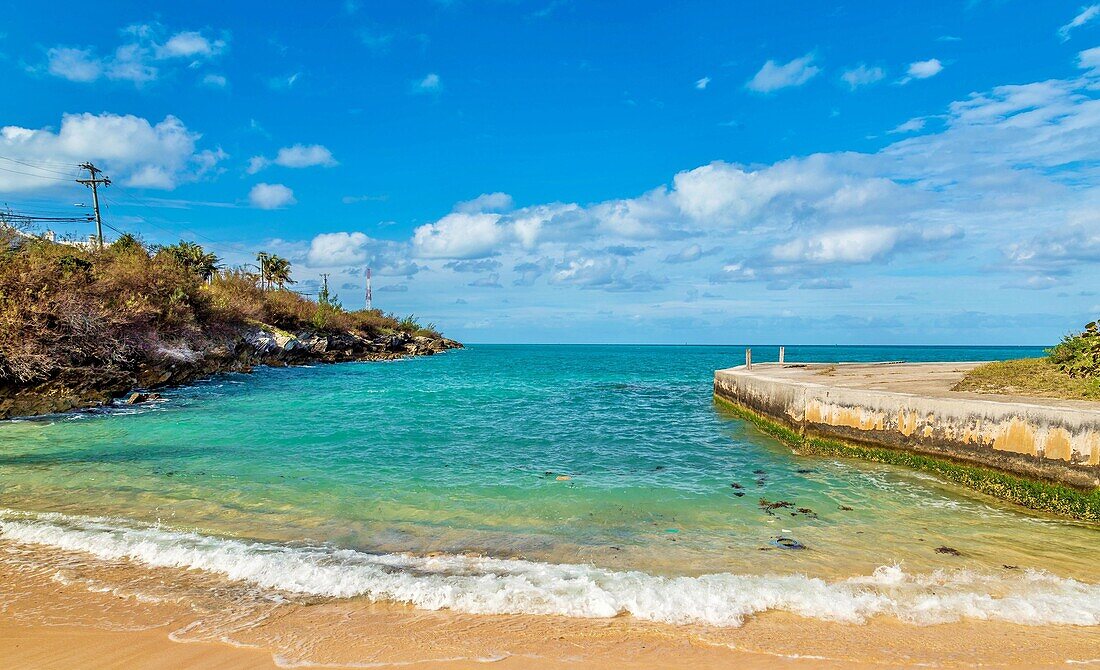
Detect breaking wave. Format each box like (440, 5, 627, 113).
(1, 509, 1097, 628)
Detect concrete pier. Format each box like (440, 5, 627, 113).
(714, 362, 1100, 489)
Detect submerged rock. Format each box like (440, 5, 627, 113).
(771, 537, 806, 550)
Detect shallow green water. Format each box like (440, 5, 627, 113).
(1, 344, 1098, 627)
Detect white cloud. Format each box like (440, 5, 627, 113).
(695, 76, 710, 90)
(105, 43, 158, 83)
(269, 60, 1100, 332)
(249, 183, 296, 209)
(902, 58, 944, 83)
(39, 25, 227, 87)
(202, 73, 227, 88)
(1079, 46, 1100, 71)
(156, 31, 226, 59)
(1059, 4, 1099, 41)
(307, 231, 373, 266)
(412, 212, 505, 258)
(890, 117, 926, 134)
(746, 53, 820, 93)
(454, 192, 514, 213)
(413, 73, 441, 93)
(0, 112, 221, 191)
(841, 63, 885, 90)
(274, 144, 337, 168)
(771, 226, 904, 264)
(46, 47, 102, 82)
(247, 144, 337, 173)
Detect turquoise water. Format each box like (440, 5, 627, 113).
(1, 344, 1099, 627)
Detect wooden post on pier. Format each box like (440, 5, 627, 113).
(779, 346, 785, 366)
(745, 348, 752, 370)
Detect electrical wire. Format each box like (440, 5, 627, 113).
(0, 164, 77, 182)
(0, 155, 81, 178)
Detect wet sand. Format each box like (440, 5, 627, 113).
(2, 554, 1097, 669)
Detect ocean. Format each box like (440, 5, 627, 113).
(1, 344, 1098, 639)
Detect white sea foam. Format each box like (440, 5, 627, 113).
(1, 509, 1097, 628)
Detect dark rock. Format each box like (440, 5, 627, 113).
(935, 546, 962, 556)
(771, 537, 806, 550)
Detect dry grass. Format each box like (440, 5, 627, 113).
(952, 358, 1100, 401)
(0, 230, 438, 386)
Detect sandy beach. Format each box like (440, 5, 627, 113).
(2, 551, 1097, 670)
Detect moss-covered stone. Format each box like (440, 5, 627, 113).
(714, 393, 1100, 522)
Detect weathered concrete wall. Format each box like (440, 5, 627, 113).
(714, 364, 1100, 489)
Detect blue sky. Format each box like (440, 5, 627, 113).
(1, 1, 1098, 344)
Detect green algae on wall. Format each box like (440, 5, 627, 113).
(714, 394, 1100, 522)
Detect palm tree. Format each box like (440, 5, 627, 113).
(255, 252, 295, 290)
(162, 241, 220, 281)
(266, 255, 296, 289)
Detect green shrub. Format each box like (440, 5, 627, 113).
(1047, 320, 1100, 378)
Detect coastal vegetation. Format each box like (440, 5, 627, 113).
(953, 321, 1100, 400)
(0, 226, 455, 418)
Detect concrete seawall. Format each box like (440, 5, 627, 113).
(714, 363, 1100, 489)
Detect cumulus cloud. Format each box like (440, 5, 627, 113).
(1058, 4, 1099, 41)
(771, 226, 907, 264)
(412, 212, 505, 258)
(249, 183, 296, 209)
(900, 58, 943, 84)
(841, 63, 885, 90)
(1005, 222, 1100, 273)
(746, 53, 820, 92)
(156, 30, 226, 59)
(248, 144, 337, 173)
(304, 231, 421, 275)
(307, 231, 373, 266)
(268, 61, 1100, 317)
(0, 112, 223, 191)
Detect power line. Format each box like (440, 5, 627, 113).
(0, 164, 76, 182)
(0, 155, 81, 177)
(104, 186, 257, 257)
(0, 154, 81, 168)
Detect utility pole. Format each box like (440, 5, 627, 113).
(76, 163, 110, 249)
(365, 266, 372, 311)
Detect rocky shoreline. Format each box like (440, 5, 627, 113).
(0, 324, 462, 420)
